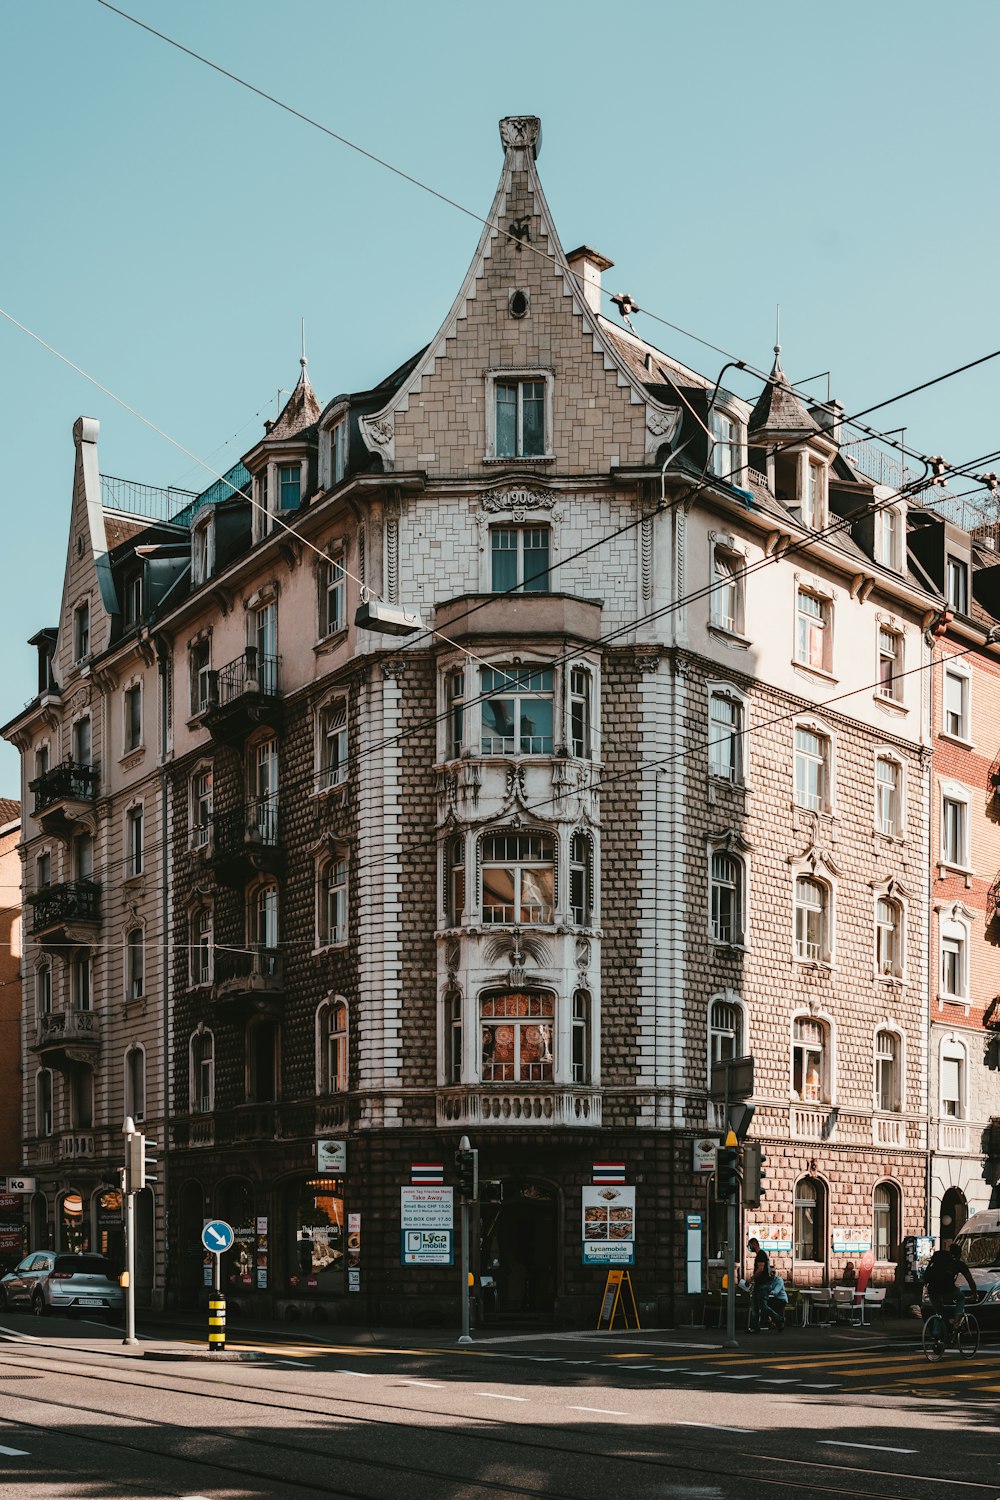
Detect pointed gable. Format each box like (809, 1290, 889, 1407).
(267, 359, 322, 441)
(748, 347, 820, 441)
(50, 417, 119, 689)
(357, 115, 679, 475)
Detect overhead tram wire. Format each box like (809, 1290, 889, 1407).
(93, 0, 1000, 485)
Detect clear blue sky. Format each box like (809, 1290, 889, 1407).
(2, 0, 999, 795)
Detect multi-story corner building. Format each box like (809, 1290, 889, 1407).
(909, 507, 1000, 1238)
(4, 115, 974, 1322)
(0, 421, 185, 1304)
(0, 799, 25, 1269)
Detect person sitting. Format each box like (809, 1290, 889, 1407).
(765, 1272, 789, 1332)
(840, 1261, 857, 1287)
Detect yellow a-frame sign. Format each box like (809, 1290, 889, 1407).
(596, 1268, 641, 1331)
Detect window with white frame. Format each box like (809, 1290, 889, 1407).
(490, 525, 550, 592)
(123, 683, 142, 752)
(710, 546, 744, 635)
(36, 1068, 53, 1137)
(73, 715, 92, 769)
(570, 667, 592, 758)
(191, 1029, 214, 1113)
(190, 765, 213, 848)
(942, 664, 970, 740)
(940, 1041, 966, 1118)
(802, 458, 826, 529)
(320, 552, 346, 636)
(319, 854, 348, 947)
(792, 1016, 827, 1101)
(126, 806, 143, 878)
(192, 516, 214, 586)
(709, 851, 744, 945)
(319, 997, 348, 1093)
(448, 671, 465, 759)
(794, 725, 830, 812)
(875, 756, 902, 836)
(492, 377, 546, 459)
(877, 628, 903, 701)
(709, 995, 744, 1071)
(252, 881, 280, 951)
(124, 571, 143, 625)
(481, 832, 554, 924)
(481, 988, 554, 1082)
(874, 1029, 900, 1112)
(72, 953, 91, 1011)
(874, 897, 903, 978)
(252, 600, 278, 696)
(190, 639, 212, 714)
(941, 792, 970, 868)
(277, 463, 301, 512)
(946, 555, 969, 614)
(37, 963, 52, 1017)
(446, 834, 466, 926)
(481, 666, 553, 754)
(709, 409, 740, 482)
(940, 914, 970, 1000)
(795, 589, 831, 672)
(36, 849, 51, 890)
(125, 1046, 145, 1123)
(73, 601, 90, 663)
(875, 506, 903, 571)
(191, 905, 213, 987)
(570, 832, 593, 926)
(127, 927, 144, 1001)
(794, 876, 829, 963)
(251, 737, 279, 844)
(446, 990, 462, 1084)
(873, 1181, 899, 1261)
(255, 468, 270, 534)
(330, 420, 347, 486)
(569, 989, 590, 1084)
(709, 690, 744, 781)
(794, 1176, 825, 1262)
(319, 699, 348, 789)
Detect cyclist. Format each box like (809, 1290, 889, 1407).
(922, 1241, 977, 1329)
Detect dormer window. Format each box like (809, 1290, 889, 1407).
(875, 506, 903, 571)
(485, 371, 553, 462)
(802, 457, 826, 529)
(124, 573, 143, 626)
(278, 464, 301, 512)
(331, 420, 347, 486)
(946, 554, 969, 614)
(192, 516, 214, 586)
(73, 602, 90, 663)
(709, 410, 740, 482)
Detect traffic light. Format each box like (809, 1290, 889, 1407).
(455, 1147, 479, 1200)
(715, 1130, 739, 1204)
(742, 1141, 766, 1208)
(125, 1133, 158, 1193)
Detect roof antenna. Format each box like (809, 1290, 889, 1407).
(775, 302, 780, 357)
(301, 316, 307, 372)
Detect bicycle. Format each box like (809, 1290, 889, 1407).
(921, 1302, 980, 1362)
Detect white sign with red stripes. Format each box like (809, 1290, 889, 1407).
(592, 1162, 625, 1185)
(411, 1162, 444, 1185)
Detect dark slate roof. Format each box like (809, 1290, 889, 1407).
(748, 348, 820, 439)
(104, 515, 153, 552)
(267, 360, 322, 441)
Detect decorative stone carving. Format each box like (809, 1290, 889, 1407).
(461, 760, 481, 805)
(576, 937, 592, 971)
(503, 764, 528, 809)
(499, 116, 541, 156)
(360, 414, 394, 469)
(644, 404, 682, 459)
(481, 487, 556, 514)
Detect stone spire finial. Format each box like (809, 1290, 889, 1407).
(499, 116, 542, 158)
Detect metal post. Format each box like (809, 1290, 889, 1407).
(208, 1253, 226, 1352)
(724, 1195, 737, 1348)
(458, 1131, 472, 1345)
(122, 1119, 137, 1347)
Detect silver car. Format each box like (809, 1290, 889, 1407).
(0, 1252, 124, 1318)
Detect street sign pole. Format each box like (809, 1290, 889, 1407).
(122, 1117, 138, 1347)
(201, 1220, 234, 1352)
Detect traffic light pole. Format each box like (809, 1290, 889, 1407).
(458, 1133, 473, 1345)
(122, 1117, 138, 1347)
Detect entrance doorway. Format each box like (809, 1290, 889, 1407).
(940, 1186, 968, 1247)
(480, 1180, 557, 1323)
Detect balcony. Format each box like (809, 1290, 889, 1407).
(939, 1121, 970, 1153)
(204, 798, 283, 886)
(202, 647, 282, 744)
(28, 881, 101, 949)
(29, 759, 98, 838)
(790, 1105, 837, 1141)
(32, 1008, 102, 1065)
(436, 1087, 602, 1128)
(212, 944, 284, 1016)
(873, 1114, 905, 1148)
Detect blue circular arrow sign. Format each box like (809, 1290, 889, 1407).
(201, 1219, 235, 1253)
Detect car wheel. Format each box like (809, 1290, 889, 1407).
(31, 1291, 47, 1317)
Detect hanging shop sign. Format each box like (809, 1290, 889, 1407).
(582, 1185, 635, 1266)
(317, 1140, 347, 1174)
(401, 1186, 453, 1265)
(692, 1138, 718, 1173)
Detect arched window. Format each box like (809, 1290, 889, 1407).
(874, 1029, 900, 1112)
(318, 854, 348, 947)
(570, 833, 593, 926)
(874, 898, 903, 978)
(710, 851, 744, 944)
(125, 1046, 145, 1123)
(794, 877, 829, 962)
(708, 689, 745, 782)
(446, 990, 463, 1084)
(36, 1069, 53, 1137)
(318, 998, 348, 1094)
(794, 1176, 825, 1264)
(794, 725, 832, 811)
(190, 1030, 214, 1114)
(190, 904, 213, 987)
(572, 990, 591, 1084)
(873, 1181, 900, 1262)
(709, 996, 744, 1072)
(792, 1017, 828, 1102)
(480, 989, 554, 1083)
(251, 881, 280, 951)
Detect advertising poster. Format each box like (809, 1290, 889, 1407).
(256, 1215, 269, 1290)
(317, 1140, 347, 1173)
(832, 1229, 872, 1254)
(746, 1223, 792, 1252)
(0, 1192, 24, 1265)
(347, 1211, 361, 1290)
(401, 1186, 453, 1265)
(582, 1185, 635, 1266)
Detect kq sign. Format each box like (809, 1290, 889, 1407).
(0, 1177, 35, 1193)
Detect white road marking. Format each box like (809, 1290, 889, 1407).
(677, 1421, 752, 1435)
(334, 1369, 374, 1378)
(624, 1364, 667, 1372)
(759, 1378, 796, 1384)
(800, 1382, 841, 1389)
(273, 1359, 304, 1367)
(568, 1405, 627, 1416)
(718, 1373, 755, 1380)
(820, 1441, 916, 1455)
(477, 1392, 528, 1401)
(0, 1446, 30, 1457)
(401, 1380, 445, 1389)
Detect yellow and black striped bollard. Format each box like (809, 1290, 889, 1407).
(208, 1295, 227, 1352)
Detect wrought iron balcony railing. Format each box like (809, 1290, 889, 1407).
(29, 760, 99, 813)
(210, 798, 280, 860)
(213, 944, 283, 989)
(28, 880, 101, 933)
(207, 647, 280, 708)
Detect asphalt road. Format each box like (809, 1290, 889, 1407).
(1, 1314, 997, 1500)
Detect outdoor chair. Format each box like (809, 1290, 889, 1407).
(861, 1287, 887, 1326)
(832, 1285, 862, 1326)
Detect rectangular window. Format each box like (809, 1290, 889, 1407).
(710, 549, 742, 634)
(877, 629, 902, 701)
(946, 556, 968, 614)
(482, 833, 554, 924)
(943, 668, 969, 739)
(572, 991, 590, 1084)
(193, 908, 213, 987)
(490, 526, 550, 592)
(875, 757, 900, 836)
(36, 850, 51, 889)
(570, 668, 591, 758)
(322, 554, 346, 636)
(126, 807, 143, 878)
(876, 507, 901, 570)
(331, 421, 347, 485)
(125, 573, 143, 624)
(320, 701, 348, 789)
(127, 930, 144, 1000)
(74, 603, 90, 663)
(570, 833, 591, 926)
(253, 601, 278, 696)
(124, 684, 142, 751)
(794, 727, 828, 811)
(37, 966, 52, 1017)
(941, 1054, 963, 1117)
(191, 642, 211, 714)
(709, 410, 739, 481)
(73, 955, 91, 1012)
(709, 693, 743, 781)
(325, 858, 348, 945)
(941, 796, 968, 867)
(278, 463, 301, 511)
(194, 1034, 213, 1113)
(192, 523, 211, 586)
(191, 767, 213, 848)
(495, 379, 545, 458)
(941, 934, 966, 998)
(795, 590, 830, 672)
(449, 672, 465, 760)
(73, 715, 92, 769)
(803, 459, 825, 528)
(481, 666, 553, 755)
(127, 1050, 145, 1123)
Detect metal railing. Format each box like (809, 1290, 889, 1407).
(210, 798, 281, 859)
(29, 880, 101, 931)
(29, 759, 99, 812)
(207, 647, 281, 708)
(213, 944, 283, 989)
(100, 473, 197, 521)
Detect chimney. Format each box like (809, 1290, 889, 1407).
(566, 245, 614, 316)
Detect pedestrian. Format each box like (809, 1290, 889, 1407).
(747, 1237, 781, 1332)
(766, 1272, 789, 1331)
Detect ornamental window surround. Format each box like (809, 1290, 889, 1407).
(485, 371, 554, 462)
(708, 687, 746, 783)
(480, 988, 554, 1083)
(491, 524, 550, 592)
(481, 831, 554, 925)
(480, 665, 553, 755)
(942, 661, 972, 741)
(792, 1014, 830, 1103)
